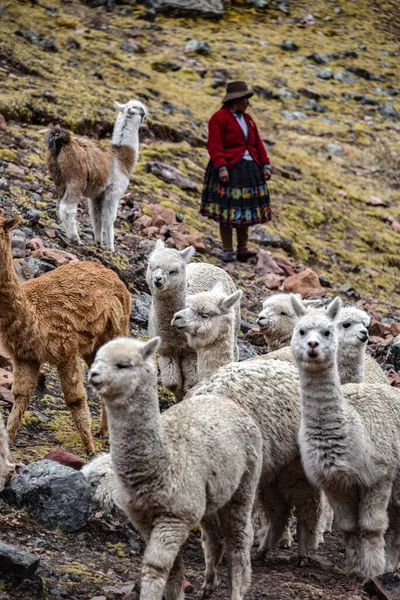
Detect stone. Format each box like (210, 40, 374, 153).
(364, 572, 400, 600)
(334, 71, 356, 84)
(249, 225, 293, 253)
(0, 113, 7, 131)
(26, 237, 45, 251)
(280, 40, 299, 52)
(21, 207, 40, 226)
(13, 258, 55, 283)
(146, 161, 197, 191)
(304, 99, 328, 113)
(121, 41, 141, 53)
(31, 247, 78, 266)
(261, 273, 282, 289)
(130, 294, 151, 327)
(150, 61, 181, 73)
(0, 543, 40, 581)
(1, 460, 92, 532)
(390, 322, 400, 337)
(366, 196, 388, 207)
(185, 39, 211, 56)
(307, 52, 330, 64)
(252, 86, 280, 101)
(298, 88, 329, 101)
(327, 143, 342, 156)
(255, 251, 284, 276)
(380, 103, 400, 121)
(145, 0, 224, 19)
(238, 340, 257, 361)
(315, 68, 333, 80)
(6, 162, 24, 176)
(278, 88, 299, 100)
(282, 268, 324, 298)
(274, 257, 295, 277)
(0, 177, 9, 191)
(339, 283, 360, 300)
(0, 368, 13, 389)
(148, 203, 177, 227)
(281, 110, 307, 121)
(134, 215, 153, 231)
(44, 449, 85, 471)
(186, 232, 205, 252)
(0, 386, 14, 404)
(11, 229, 27, 258)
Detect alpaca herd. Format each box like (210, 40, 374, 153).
(1, 98, 399, 599)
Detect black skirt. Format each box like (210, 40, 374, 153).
(200, 159, 272, 227)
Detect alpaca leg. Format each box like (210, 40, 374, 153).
(83, 352, 108, 438)
(158, 356, 183, 403)
(295, 487, 325, 565)
(164, 551, 185, 600)
(181, 355, 198, 396)
(357, 482, 391, 579)
(57, 357, 95, 454)
(278, 520, 294, 549)
(255, 479, 291, 560)
(140, 519, 190, 600)
(102, 191, 121, 251)
(385, 504, 400, 571)
(7, 361, 40, 443)
(326, 488, 361, 579)
(88, 197, 103, 247)
(200, 514, 225, 598)
(59, 186, 82, 244)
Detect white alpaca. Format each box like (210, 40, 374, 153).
(147, 240, 240, 401)
(257, 295, 388, 385)
(291, 295, 400, 580)
(82, 452, 125, 519)
(46, 99, 147, 250)
(171, 282, 242, 382)
(0, 414, 9, 491)
(88, 336, 262, 600)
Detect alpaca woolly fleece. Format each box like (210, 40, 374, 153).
(88, 336, 262, 600)
(147, 240, 239, 401)
(291, 295, 400, 580)
(0, 414, 9, 490)
(0, 212, 131, 452)
(82, 453, 125, 518)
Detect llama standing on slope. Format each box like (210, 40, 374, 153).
(0, 212, 131, 452)
(46, 100, 147, 250)
(291, 295, 400, 580)
(147, 240, 240, 402)
(88, 336, 262, 600)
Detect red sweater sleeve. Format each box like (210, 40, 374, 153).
(252, 119, 270, 166)
(207, 112, 227, 169)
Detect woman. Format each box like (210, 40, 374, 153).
(200, 80, 272, 263)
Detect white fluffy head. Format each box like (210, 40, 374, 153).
(114, 99, 147, 123)
(290, 296, 343, 370)
(88, 337, 160, 402)
(337, 306, 370, 348)
(146, 239, 195, 295)
(82, 453, 122, 515)
(256, 293, 302, 350)
(171, 282, 242, 349)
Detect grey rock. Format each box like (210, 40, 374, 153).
(130, 294, 151, 326)
(121, 41, 140, 53)
(315, 68, 333, 80)
(185, 39, 211, 55)
(21, 206, 40, 226)
(339, 283, 360, 300)
(327, 143, 342, 156)
(144, 0, 224, 19)
(247, 0, 268, 6)
(307, 52, 330, 64)
(385, 335, 400, 373)
(252, 85, 280, 101)
(151, 60, 181, 72)
(1, 460, 92, 532)
(334, 71, 356, 84)
(343, 49, 358, 58)
(345, 65, 379, 81)
(298, 87, 330, 101)
(0, 177, 9, 191)
(11, 229, 27, 258)
(304, 99, 328, 113)
(0, 543, 40, 581)
(280, 40, 299, 52)
(281, 110, 307, 120)
(145, 161, 198, 191)
(238, 339, 257, 361)
(277, 88, 299, 99)
(380, 103, 400, 121)
(249, 225, 293, 254)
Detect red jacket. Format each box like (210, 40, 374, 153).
(207, 107, 270, 170)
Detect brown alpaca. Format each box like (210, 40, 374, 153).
(0, 211, 132, 453)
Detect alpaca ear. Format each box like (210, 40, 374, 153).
(140, 337, 161, 360)
(220, 290, 242, 313)
(3, 216, 22, 231)
(114, 101, 125, 112)
(154, 239, 165, 250)
(326, 297, 342, 321)
(290, 294, 306, 318)
(179, 245, 195, 263)
(211, 281, 225, 295)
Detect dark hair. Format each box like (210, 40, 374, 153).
(223, 99, 235, 109)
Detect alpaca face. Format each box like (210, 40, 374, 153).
(114, 99, 148, 125)
(256, 294, 300, 338)
(146, 243, 195, 295)
(88, 337, 160, 401)
(338, 307, 370, 348)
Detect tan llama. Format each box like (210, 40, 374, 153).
(0, 211, 131, 453)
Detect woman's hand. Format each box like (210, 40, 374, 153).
(263, 167, 272, 181)
(219, 167, 229, 184)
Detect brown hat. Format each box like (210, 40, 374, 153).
(222, 81, 254, 103)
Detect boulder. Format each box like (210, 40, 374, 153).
(143, 0, 224, 19)
(255, 251, 284, 275)
(6, 162, 24, 177)
(280, 40, 299, 52)
(11, 229, 27, 259)
(146, 161, 198, 191)
(282, 268, 324, 298)
(0, 543, 40, 581)
(148, 204, 177, 227)
(385, 335, 400, 374)
(185, 39, 211, 55)
(31, 248, 79, 267)
(130, 294, 151, 327)
(1, 460, 92, 532)
(26, 238, 45, 251)
(249, 225, 293, 254)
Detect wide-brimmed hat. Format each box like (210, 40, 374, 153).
(222, 81, 254, 103)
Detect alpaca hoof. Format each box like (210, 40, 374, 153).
(94, 429, 108, 438)
(201, 579, 217, 598)
(253, 550, 266, 563)
(183, 579, 193, 593)
(86, 450, 96, 458)
(278, 539, 292, 549)
(298, 556, 309, 567)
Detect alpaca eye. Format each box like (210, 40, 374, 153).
(299, 329, 305, 336)
(324, 331, 330, 337)
(280, 311, 288, 316)
(199, 313, 209, 318)
(342, 323, 351, 329)
(169, 270, 177, 275)
(116, 362, 131, 369)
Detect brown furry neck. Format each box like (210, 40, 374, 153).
(111, 145, 136, 176)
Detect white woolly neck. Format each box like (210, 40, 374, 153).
(112, 113, 141, 148)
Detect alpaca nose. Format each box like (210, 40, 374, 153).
(154, 275, 164, 287)
(308, 340, 319, 349)
(359, 329, 368, 342)
(256, 316, 267, 327)
(88, 370, 102, 386)
(171, 314, 184, 328)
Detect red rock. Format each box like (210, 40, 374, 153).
(169, 229, 191, 250)
(186, 233, 204, 252)
(45, 229, 57, 239)
(44, 449, 85, 471)
(26, 238, 45, 251)
(6, 162, 24, 177)
(264, 273, 282, 289)
(31, 248, 78, 266)
(274, 257, 295, 277)
(0, 386, 14, 404)
(143, 226, 160, 238)
(334, 190, 348, 198)
(148, 204, 176, 226)
(255, 251, 284, 276)
(165, 237, 176, 248)
(366, 196, 388, 207)
(0, 113, 7, 131)
(133, 215, 153, 230)
(369, 335, 388, 345)
(369, 320, 391, 338)
(390, 322, 400, 336)
(167, 191, 180, 204)
(282, 268, 324, 298)
(0, 368, 13, 389)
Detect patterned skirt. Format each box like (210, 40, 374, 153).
(200, 159, 272, 227)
